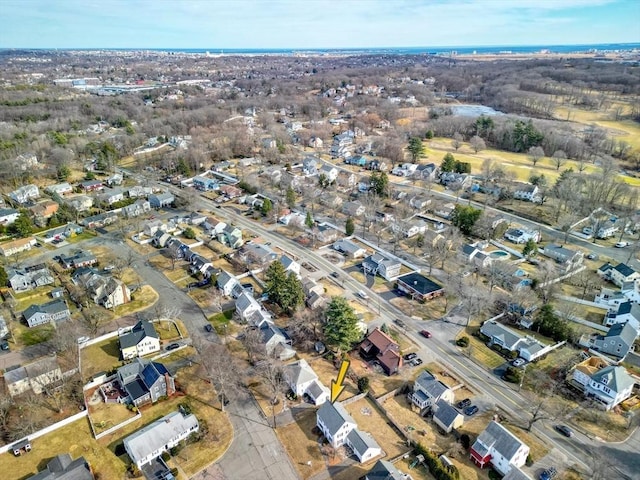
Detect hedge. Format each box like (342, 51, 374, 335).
(414, 443, 459, 480)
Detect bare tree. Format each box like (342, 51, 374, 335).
(527, 146, 545, 167)
(255, 357, 288, 428)
(452, 132, 463, 151)
(240, 327, 264, 365)
(552, 150, 567, 170)
(470, 135, 486, 153)
(197, 341, 245, 413)
(288, 308, 324, 351)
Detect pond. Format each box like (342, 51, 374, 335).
(451, 104, 504, 117)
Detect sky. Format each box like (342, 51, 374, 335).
(1, 0, 639, 49)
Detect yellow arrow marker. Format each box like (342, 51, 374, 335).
(330, 359, 351, 404)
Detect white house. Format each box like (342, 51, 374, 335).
(584, 365, 635, 410)
(316, 401, 382, 463)
(512, 182, 540, 203)
(319, 164, 339, 183)
(235, 290, 272, 328)
(433, 398, 464, 433)
(119, 320, 161, 360)
(124, 410, 199, 469)
(470, 421, 530, 476)
(9, 184, 40, 204)
(0, 208, 20, 225)
(280, 255, 301, 278)
(283, 359, 330, 405)
(217, 270, 242, 298)
(504, 228, 540, 245)
(362, 253, 402, 281)
(410, 371, 455, 412)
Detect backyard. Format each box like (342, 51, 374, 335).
(80, 338, 122, 379)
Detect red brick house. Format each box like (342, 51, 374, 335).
(359, 328, 403, 375)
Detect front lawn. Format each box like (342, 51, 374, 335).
(276, 409, 325, 480)
(81, 338, 122, 379)
(20, 323, 55, 346)
(113, 285, 158, 316)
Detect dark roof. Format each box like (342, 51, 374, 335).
(614, 263, 636, 277)
(119, 320, 158, 349)
(397, 272, 443, 295)
(27, 453, 93, 480)
(606, 322, 638, 345)
(474, 421, 527, 461)
(124, 378, 148, 401)
(365, 460, 404, 480)
(434, 398, 462, 428)
(317, 401, 355, 436)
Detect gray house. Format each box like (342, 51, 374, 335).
(592, 322, 637, 359)
(149, 192, 175, 208)
(23, 299, 70, 327)
(26, 453, 93, 480)
(433, 398, 464, 433)
(117, 358, 175, 407)
(7, 264, 54, 292)
(362, 253, 402, 281)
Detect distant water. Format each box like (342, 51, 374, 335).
(154, 43, 640, 55)
(21, 43, 639, 56)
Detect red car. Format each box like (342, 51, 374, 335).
(420, 330, 432, 338)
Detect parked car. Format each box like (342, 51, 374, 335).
(330, 271, 340, 278)
(411, 358, 423, 367)
(456, 398, 472, 409)
(166, 343, 180, 351)
(394, 318, 406, 328)
(540, 467, 558, 480)
(464, 405, 479, 416)
(420, 330, 432, 338)
(0, 340, 10, 351)
(204, 324, 213, 332)
(512, 358, 526, 367)
(586, 252, 599, 260)
(76, 336, 90, 345)
(615, 241, 630, 248)
(555, 424, 574, 437)
(403, 353, 417, 361)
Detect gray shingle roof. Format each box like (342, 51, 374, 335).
(285, 359, 317, 388)
(119, 320, 158, 349)
(475, 421, 527, 461)
(365, 460, 404, 480)
(415, 371, 452, 401)
(347, 428, 380, 457)
(433, 398, 462, 429)
(614, 263, 636, 277)
(590, 365, 635, 393)
(480, 321, 523, 350)
(317, 401, 355, 436)
(27, 453, 93, 480)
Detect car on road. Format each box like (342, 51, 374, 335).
(411, 358, 423, 367)
(554, 424, 574, 437)
(464, 405, 479, 416)
(456, 398, 472, 409)
(586, 252, 599, 260)
(539, 467, 557, 480)
(512, 358, 526, 367)
(403, 353, 417, 361)
(330, 271, 340, 278)
(357, 290, 369, 300)
(615, 241, 630, 248)
(166, 343, 180, 351)
(419, 330, 432, 338)
(204, 324, 213, 332)
(394, 318, 406, 328)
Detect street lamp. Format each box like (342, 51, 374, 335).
(518, 364, 527, 392)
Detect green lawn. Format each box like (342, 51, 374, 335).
(20, 323, 55, 346)
(66, 231, 98, 243)
(81, 338, 122, 379)
(208, 309, 235, 335)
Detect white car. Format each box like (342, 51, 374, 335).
(512, 358, 526, 367)
(615, 241, 630, 248)
(357, 290, 369, 300)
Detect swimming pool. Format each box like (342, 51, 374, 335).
(489, 250, 509, 260)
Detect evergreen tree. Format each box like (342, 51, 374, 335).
(451, 205, 482, 235)
(370, 171, 389, 197)
(9, 211, 34, 237)
(441, 152, 456, 172)
(305, 211, 314, 229)
(522, 238, 538, 258)
(323, 296, 362, 354)
(56, 164, 71, 181)
(345, 217, 355, 236)
(265, 261, 303, 314)
(0, 266, 7, 287)
(286, 187, 296, 209)
(261, 198, 273, 216)
(407, 137, 425, 161)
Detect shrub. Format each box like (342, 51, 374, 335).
(526, 453, 533, 466)
(456, 336, 469, 347)
(509, 351, 519, 359)
(460, 434, 471, 449)
(358, 377, 370, 393)
(161, 452, 170, 462)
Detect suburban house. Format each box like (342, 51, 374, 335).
(149, 192, 175, 208)
(106, 172, 123, 186)
(45, 182, 74, 196)
(316, 401, 382, 463)
(567, 356, 611, 391)
(0, 236, 37, 256)
(302, 156, 319, 175)
(59, 251, 98, 270)
(280, 255, 301, 278)
(4, 356, 63, 397)
(119, 320, 161, 360)
(217, 270, 243, 298)
(243, 243, 277, 265)
(360, 328, 402, 376)
(124, 410, 199, 469)
(470, 421, 530, 476)
(116, 358, 175, 407)
(410, 371, 455, 412)
(7, 264, 54, 292)
(342, 201, 366, 217)
(408, 196, 431, 211)
(216, 224, 244, 249)
(433, 398, 464, 433)
(189, 254, 217, 278)
(124, 199, 152, 218)
(584, 365, 635, 410)
(333, 239, 367, 258)
(319, 164, 339, 183)
(0, 208, 19, 225)
(512, 182, 540, 203)
(362, 253, 402, 281)
(598, 262, 640, 288)
(302, 277, 326, 310)
(26, 453, 93, 480)
(480, 320, 554, 362)
(396, 272, 444, 302)
(79, 180, 103, 192)
(364, 460, 404, 480)
(434, 202, 456, 220)
(235, 290, 273, 328)
(316, 223, 338, 243)
(259, 323, 296, 360)
(29, 200, 59, 220)
(541, 244, 583, 271)
(23, 299, 71, 328)
(65, 195, 93, 212)
(504, 228, 541, 245)
(96, 188, 125, 205)
(591, 322, 638, 359)
(192, 175, 219, 191)
(604, 301, 640, 332)
(283, 359, 329, 405)
(9, 184, 40, 204)
(72, 268, 131, 308)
